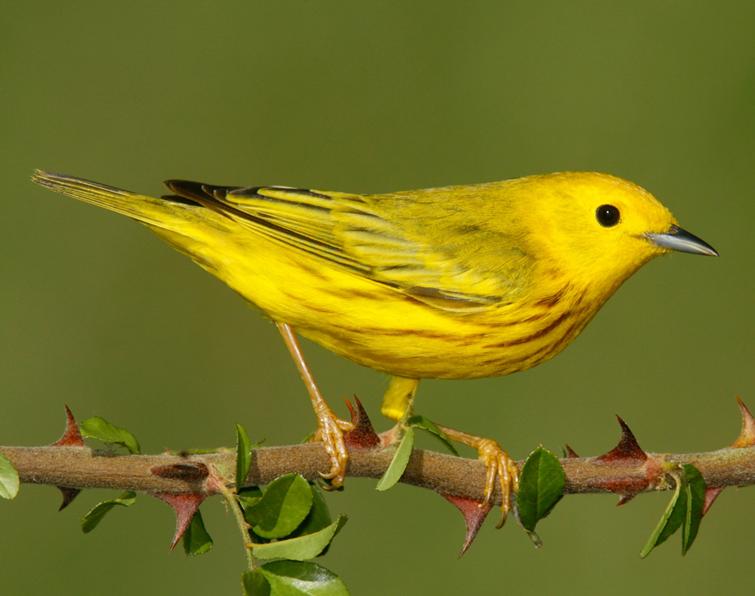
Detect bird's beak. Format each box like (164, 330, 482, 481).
(646, 224, 719, 256)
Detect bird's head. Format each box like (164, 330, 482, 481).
(515, 171, 717, 292)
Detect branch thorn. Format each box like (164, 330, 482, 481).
(732, 397, 755, 448)
(344, 397, 380, 448)
(616, 494, 636, 507)
(52, 405, 84, 448)
(703, 486, 724, 516)
(153, 492, 206, 549)
(596, 416, 647, 462)
(50, 406, 85, 510)
(57, 487, 81, 511)
(442, 493, 492, 556)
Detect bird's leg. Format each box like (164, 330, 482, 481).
(433, 424, 519, 528)
(276, 322, 353, 488)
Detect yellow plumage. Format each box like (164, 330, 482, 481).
(32, 169, 716, 507)
(31, 171, 680, 377)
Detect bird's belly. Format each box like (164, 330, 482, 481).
(296, 296, 593, 380)
(298, 317, 581, 379)
(210, 244, 593, 380)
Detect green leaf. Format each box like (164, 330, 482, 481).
(640, 470, 685, 558)
(681, 464, 706, 555)
(406, 415, 458, 456)
(238, 486, 264, 510)
(243, 569, 271, 596)
(376, 427, 415, 492)
(258, 561, 349, 596)
(80, 416, 141, 454)
(183, 509, 214, 556)
(253, 517, 347, 561)
(640, 464, 707, 558)
(291, 484, 332, 537)
(0, 454, 20, 500)
(245, 474, 313, 539)
(516, 446, 565, 540)
(236, 423, 252, 488)
(289, 484, 336, 555)
(81, 491, 137, 533)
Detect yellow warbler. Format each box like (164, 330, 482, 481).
(31, 170, 716, 517)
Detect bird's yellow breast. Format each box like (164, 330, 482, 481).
(212, 235, 599, 379)
(298, 273, 597, 380)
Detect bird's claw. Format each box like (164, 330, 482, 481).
(312, 407, 354, 490)
(477, 438, 519, 528)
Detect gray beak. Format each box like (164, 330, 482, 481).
(646, 224, 719, 256)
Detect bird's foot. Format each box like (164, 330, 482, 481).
(436, 427, 519, 527)
(476, 438, 519, 527)
(312, 402, 354, 490)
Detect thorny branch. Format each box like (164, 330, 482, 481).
(2, 398, 753, 515)
(2, 440, 754, 502)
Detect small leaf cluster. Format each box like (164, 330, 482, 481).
(234, 424, 348, 595)
(641, 464, 706, 557)
(239, 475, 347, 594)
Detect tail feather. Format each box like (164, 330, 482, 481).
(31, 170, 191, 231)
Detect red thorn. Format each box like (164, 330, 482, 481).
(732, 397, 755, 448)
(343, 397, 380, 448)
(52, 405, 84, 447)
(57, 487, 81, 511)
(703, 487, 724, 516)
(564, 444, 579, 458)
(442, 494, 492, 556)
(153, 492, 206, 549)
(616, 494, 636, 507)
(596, 416, 647, 463)
(592, 417, 654, 496)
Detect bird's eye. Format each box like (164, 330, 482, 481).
(596, 204, 620, 227)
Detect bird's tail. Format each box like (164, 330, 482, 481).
(31, 170, 189, 232)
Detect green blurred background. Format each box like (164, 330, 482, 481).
(2, 1, 753, 594)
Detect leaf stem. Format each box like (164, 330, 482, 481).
(216, 478, 255, 571)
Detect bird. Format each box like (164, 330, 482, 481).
(31, 169, 717, 521)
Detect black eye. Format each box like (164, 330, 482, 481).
(596, 204, 620, 227)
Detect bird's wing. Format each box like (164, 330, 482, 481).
(163, 180, 527, 310)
